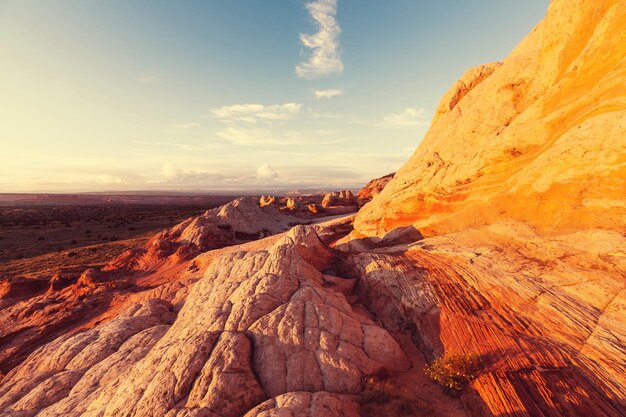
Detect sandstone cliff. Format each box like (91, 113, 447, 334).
(354, 0, 626, 238)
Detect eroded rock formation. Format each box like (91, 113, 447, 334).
(0, 197, 310, 381)
(321, 191, 357, 209)
(0, 225, 410, 417)
(356, 172, 394, 206)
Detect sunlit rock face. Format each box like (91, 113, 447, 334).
(354, 0, 626, 238)
(321, 191, 357, 208)
(356, 172, 395, 206)
(0, 226, 409, 417)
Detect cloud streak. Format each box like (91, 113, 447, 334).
(216, 127, 338, 146)
(381, 108, 426, 127)
(210, 103, 302, 123)
(296, 0, 343, 79)
(314, 88, 343, 99)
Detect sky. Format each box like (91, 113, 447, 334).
(0, 0, 550, 193)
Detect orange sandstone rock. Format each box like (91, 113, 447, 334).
(356, 172, 394, 206)
(354, 0, 626, 238)
(321, 191, 357, 209)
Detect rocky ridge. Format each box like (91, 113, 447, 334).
(0, 197, 311, 379)
(356, 172, 395, 206)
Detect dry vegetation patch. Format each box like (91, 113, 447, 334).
(424, 352, 481, 392)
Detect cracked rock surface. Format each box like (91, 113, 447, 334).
(0, 226, 409, 416)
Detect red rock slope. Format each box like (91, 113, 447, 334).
(339, 0, 626, 415)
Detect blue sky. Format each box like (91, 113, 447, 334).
(0, 0, 549, 193)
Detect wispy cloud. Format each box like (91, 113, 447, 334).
(161, 163, 225, 183)
(216, 127, 338, 146)
(314, 88, 343, 99)
(296, 0, 343, 79)
(131, 141, 220, 151)
(158, 162, 283, 188)
(216, 127, 285, 145)
(380, 108, 427, 127)
(172, 122, 201, 129)
(210, 103, 302, 123)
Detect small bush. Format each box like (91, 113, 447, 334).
(425, 352, 480, 391)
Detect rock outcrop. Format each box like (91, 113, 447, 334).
(321, 191, 357, 209)
(259, 195, 276, 207)
(337, 0, 626, 415)
(0, 225, 410, 417)
(354, 0, 626, 238)
(0, 197, 311, 381)
(284, 197, 301, 211)
(341, 223, 626, 416)
(356, 172, 395, 206)
(107, 197, 311, 271)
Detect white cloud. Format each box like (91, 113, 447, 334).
(256, 164, 279, 181)
(217, 126, 342, 146)
(161, 163, 224, 183)
(296, 0, 343, 79)
(217, 127, 283, 145)
(95, 175, 124, 185)
(173, 122, 200, 129)
(381, 108, 427, 127)
(216, 127, 339, 147)
(314, 88, 343, 99)
(210, 103, 302, 123)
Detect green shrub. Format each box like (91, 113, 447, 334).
(424, 352, 480, 391)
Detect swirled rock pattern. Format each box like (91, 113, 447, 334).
(341, 222, 626, 416)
